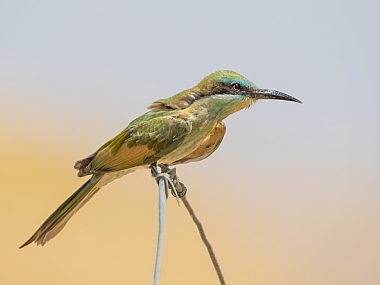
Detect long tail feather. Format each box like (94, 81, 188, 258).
(20, 174, 103, 248)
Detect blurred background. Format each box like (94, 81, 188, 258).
(1, 1, 379, 284)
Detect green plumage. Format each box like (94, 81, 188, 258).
(88, 116, 192, 173)
(20, 70, 301, 248)
(20, 175, 103, 248)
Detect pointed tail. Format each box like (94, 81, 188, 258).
(20, 174, 103, 248)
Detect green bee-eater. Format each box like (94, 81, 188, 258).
(20, 70, 301, 248)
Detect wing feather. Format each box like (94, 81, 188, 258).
(86, 116, 192, 173)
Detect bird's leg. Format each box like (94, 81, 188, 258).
(149, 163, 187, 200)
(155, 164, 180, 202)
(158, 164, 187, 198)
(150, 162, 159, 177)
(150, 162, 169, 199)
(157, 163, 170, 173)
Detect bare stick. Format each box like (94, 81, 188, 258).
(154, 177, 167, 285)
(150, 163, 226, 285)
(181, 196, 226, 285)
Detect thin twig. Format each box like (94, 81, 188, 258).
(181, 195, 226, 285)
(150, 163, 226, 285)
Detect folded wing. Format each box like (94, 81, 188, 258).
(77, 116, 192, 175)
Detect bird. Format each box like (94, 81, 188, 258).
(20, 70, 301, 248)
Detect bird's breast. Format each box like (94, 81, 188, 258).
(158, 107, 218, 165)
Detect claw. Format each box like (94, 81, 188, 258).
(150, 163, 187, 205)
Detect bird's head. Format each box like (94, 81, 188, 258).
(197, 70, 301, 104)
(149, 70, 301, 111)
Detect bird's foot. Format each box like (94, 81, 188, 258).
(149, 163, 187, 201)
(157, 164, 187, 198)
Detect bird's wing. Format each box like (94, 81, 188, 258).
(86, 116, 192, 173)
(171, 121, 226, 165)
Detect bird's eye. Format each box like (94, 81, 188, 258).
(231, 82, 241, 91)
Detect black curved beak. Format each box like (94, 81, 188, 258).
(249, 89, 302, 103)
